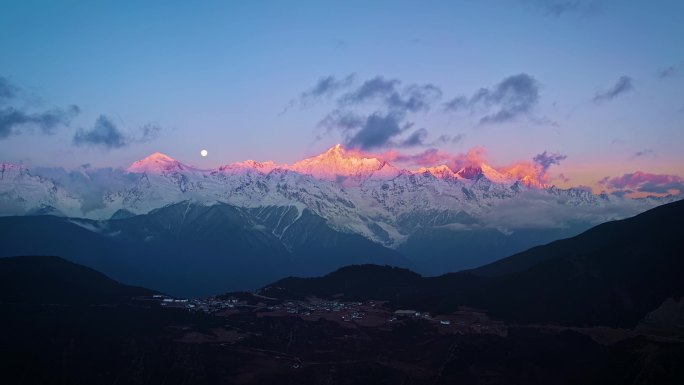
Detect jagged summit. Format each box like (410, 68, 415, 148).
(457, 165, 484, 180)
(219, 160, 279, 174)
(456, 163, 524, 185)
(106, 144, 557, 192)
(123, 146, 550, 187)
(0, 145, 675, 248)
(138, 152, 175, 162)
(127, 152, 186, 174)
(481, 163, 515, 184)
(289, 144, 399, 179)
(414, 165, 457, 179)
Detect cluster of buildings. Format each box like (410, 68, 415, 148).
(393, 309, 432, 319)
(149, 294, 507, 336)
(392, 307, 507, 336)
(152, 294, 241, 313)
(279, 300, 368, 320)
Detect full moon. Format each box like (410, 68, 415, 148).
(200, 149, 208, 157)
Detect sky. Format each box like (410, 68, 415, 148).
(0, 0, 683, 194)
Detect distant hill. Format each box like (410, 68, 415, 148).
(0, 256, 216, 385)
(0, 202, 409, 297)
(468, 198, 684, 277)
(467, 198, 684, 326)
(266, 199, 684, 327)
(2, 251, 683, 384)
(0, 255, 154, 305)
(264, 264, 424, 300)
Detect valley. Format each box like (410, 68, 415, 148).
(2, 200, 683, 384)
(0, 145, 676, 295)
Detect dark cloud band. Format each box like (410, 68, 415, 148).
(444, 73, 540, 124)
(533, 151, 567, 172)
(0, 76, 80, 139)
(313, 75, 444, 150)
(599, 171, 683, 195)
(593, 76, 633, 102)
(73, 116, 163, 149)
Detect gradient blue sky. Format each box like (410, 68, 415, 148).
(1, 0, 682, 189)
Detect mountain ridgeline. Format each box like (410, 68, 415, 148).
(264, 199, 684, 327)
(0, 255, 154, 305)
(0, 255, 223, 385)
(0, 202, 409, 297)
(1, 200, 683, 384)
(1, 146, 675, 279)
(4, 255, 684, 385)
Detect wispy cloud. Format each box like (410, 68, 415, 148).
(599, 171, 683, 195)
(340, 77, 442, 114)
(631, 149, 655, 159)
(342, 77, 398, 105)
(1, 106, 80, 139)
(533, 151, 567, 172)
(444, 73, 541, 124)
(657, 60, 684, 79)
(0, 76, 80, 139)
(478, 189, 651, 232)
(73, 115, 163, 149)
(302, 73, 543, 150)
(523, 0, 603, 18)
(343, 112, 411, 150)
(433, 133, 464, 145)
(0, 77, 19, 102)
(398, 128, 428, 147)
(73, 115, 128, 149)
(281, 74, 356, 115)
(138, 123, 163, 143)
(593, 75, 633, 102)
(311, 75, 445, 150)
(302, 74, 355, 101)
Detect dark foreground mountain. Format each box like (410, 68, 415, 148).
(0, 201, 409, 297)
(3, 255, 684, 384)
(469, 197, 684, 277)
(2, 201, 683, 383)
(266, 199, 684, 327)
(0, 200, 598, 297)
(0, 255, 154, 305)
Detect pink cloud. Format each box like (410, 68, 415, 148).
(376, 146, 566, 188)
(382, 146, 488, 171)
(599, 171, 684, 195)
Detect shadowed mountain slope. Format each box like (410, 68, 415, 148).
(0, 255, 154, 305)
(0, 202, 409, 297)
(266, 199, 684, 327)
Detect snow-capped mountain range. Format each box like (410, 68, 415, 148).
(0, 145, 675, 248)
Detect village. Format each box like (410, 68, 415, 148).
(148, 293, 507, 337)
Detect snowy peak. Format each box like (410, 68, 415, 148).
(0, 163, 30, 180)
(0, 151, 674, 248)
(0, 163, 82, 217)
(127, 152, 186, 174)
(480, 163, 515, 184)
(289, 144, 398, 179)
(454, 163, 515, 184)
(123, 147, 538, 187)
(219, 160, 279, 174)
(518, 175, 545, 189)
(414, 165, 457, 179)
(457, 165, 484, 180)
